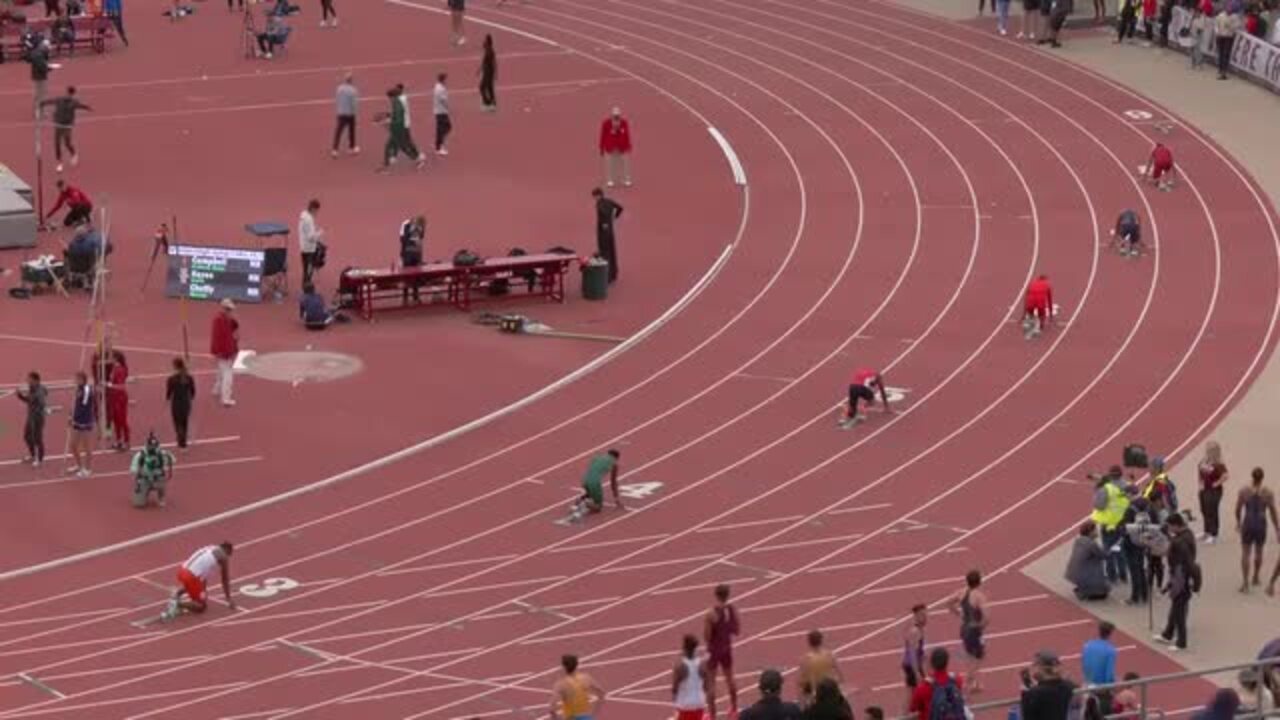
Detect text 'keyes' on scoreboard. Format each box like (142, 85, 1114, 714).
(165, 245, 266, 303)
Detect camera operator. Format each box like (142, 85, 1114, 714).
(1122, 497, 1168, 605)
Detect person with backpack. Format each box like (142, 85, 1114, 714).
(1019, 651, 1077, 720)
(909, 647, 966, 720)
(1235, 467, 1278, 592)
(1155, 513, 1198, 651)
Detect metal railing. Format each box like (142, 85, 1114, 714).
(900, 656, 1279, 720)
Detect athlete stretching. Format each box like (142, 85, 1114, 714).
(841, 368, 890, 428)
(162, 542, 236, 621)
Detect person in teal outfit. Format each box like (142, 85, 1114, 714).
(571, 449, 623, 520)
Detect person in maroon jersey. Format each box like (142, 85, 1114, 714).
(841, 368, 891, 429)
(704, 583, 741, 719)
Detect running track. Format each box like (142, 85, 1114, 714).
(0, 1, 1276, 718)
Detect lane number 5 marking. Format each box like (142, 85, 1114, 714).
(239, 577, 300, 598)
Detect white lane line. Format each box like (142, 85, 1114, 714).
(296, 648, 488, 678)
(421, 576, 568, 600)
(0, 436, 240, 469)
(547, 534, 671, 553)
(808, 552, 922, 572)
(696, 516, 805, 533)
(0, 456, 263, 490)
(650, 577, 757, 597)
(223, 710, 295, 720)
(739, 596, 838, 613)
(387, 0, 561, 46)
(751, 533, 864, 553)
(218, 601, 384, 627)
(376, 554, 521, 577)
(825, 502, 894, 516)
(0, 334, 213, 359)
(865, 576, 958, 595)
(731, 372, 797, 383)
(0, 682, 247, 718)
(598, 554, 723, 574)
(511, 600, 575, 622)
(0, 608, 129, 630)
(15, 674, 63, 700)
(468, 596, 625, 623)
(301, 624, 446, 647)
(0, 632, 163, 659)
(707, 126, 748, 186)
(0, 50, 570, 97)
(519, 621, 672, 645)
(41, 656, 213, 684)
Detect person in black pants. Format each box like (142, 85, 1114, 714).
(320, 0, 337, 26)
(1117, 0, 1138, 42)
(166, 357, 196, 449)
(592, 187, 623, 284)
(227, 0, 244, 10)
(16, 372, 48, 467)
(1157, 513, 1197, 650)
(399, 214, 425, 303)
(478, 34, 497, 111)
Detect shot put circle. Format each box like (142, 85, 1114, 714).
(241, 352, 363, 384)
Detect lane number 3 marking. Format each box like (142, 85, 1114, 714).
(239, 577, 300, 598)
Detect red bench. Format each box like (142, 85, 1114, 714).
(1, 14, 115, 56)
(338, 253, 576, 320)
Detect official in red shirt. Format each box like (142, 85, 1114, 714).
(209, 299, 240, 407)
(599, 106, 633, 188)
(1148, 143, 1175, 189)
(843, 368, 890, 427)
(1023, 274, 1054, 338)
(43, 179, 93, 227)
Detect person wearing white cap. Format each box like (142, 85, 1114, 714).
(209, 299, 240, 407)
(598, 106, 632, 188)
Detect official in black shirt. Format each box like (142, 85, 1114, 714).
(741, 669, 803, 720)
(399, 215, 425, 303)
(592, 187, 623, 284)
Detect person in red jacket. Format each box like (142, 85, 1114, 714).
(841, 368, 890, 428)
(105, 350, 130, 451)
(42, 179, 92, 228)
(599, 106, 632, 188)
(1023, 274, 1054, 339)
(209, 299, 240, 407)
(1147, 142, 1176, 190)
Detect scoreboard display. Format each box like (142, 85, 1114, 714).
(165, 245, 266, 303)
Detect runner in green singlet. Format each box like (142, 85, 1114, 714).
(572, 449, 623, 520)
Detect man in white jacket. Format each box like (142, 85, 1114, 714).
(299, 198, 324, 284)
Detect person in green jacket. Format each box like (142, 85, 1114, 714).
(571, 449, 623, 521)
(377, 83, 425, 173)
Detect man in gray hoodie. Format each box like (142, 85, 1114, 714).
(331, 73, 359, 157)
(40, 85, 92, 172)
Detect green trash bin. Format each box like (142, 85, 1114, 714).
(582, 257, 609, 300)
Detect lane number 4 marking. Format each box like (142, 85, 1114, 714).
(619, 482, 664, 500)
(239, 577, 300, 599)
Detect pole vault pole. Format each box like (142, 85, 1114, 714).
(34, 96, 45, 228)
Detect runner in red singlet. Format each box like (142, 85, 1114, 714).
(841, 368, 890, 428)
(1147, 143, 1176, 190)
(704, 583, 740, 719)
(1022, 275, 1054, 339)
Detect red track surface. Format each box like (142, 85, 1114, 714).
(0, 0, 1277, 719)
